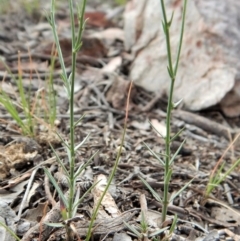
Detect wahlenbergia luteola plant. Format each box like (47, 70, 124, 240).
(140, 0, 190, 231)
(43, 0, 99, 240)
(44, 0, 129, 240)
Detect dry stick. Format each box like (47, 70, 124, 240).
(152, 200, 237, 229)
(21, 198, 62, 241)
(17, 168, 39, 219)
(39, 201, 51, 241)
(222, 228, 240, 240)
(53, 210, 138, 238)
(44, 167, 57, 207)
(173, 109, 235, 140)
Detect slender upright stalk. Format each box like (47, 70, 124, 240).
(46, 1, 89, 239)
(162, 80, 174, 222)
(67, 0, 87, 219)
(85, 82, 133, 241)
(68, 0, 76, 219)
(50, 0, 70, 96)
(160, 0, 187, 223)
(48, 0, 87, 222)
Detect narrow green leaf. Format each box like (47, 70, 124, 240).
(72, 185, 80, 217)
(0, 221, 21, 241)
(74, 114, 85, 127)
(216, 159, 240, 186)
(75, 42, 82, 52)
(67, 72, 72, 84)
(165, 169, 172, 184)
(172, 98, 183, 108)
(149, 227, 169, 237)
(169, 214, 178, 233)
(169, 139, 186, 165)
(170, 178, 193, 203)
(60, 73, 67, 85)
(174, 0, 188, 76)
(167, 66, 174, 78)
(149, 121, 165, 140)
(65, 146, 72, 165)
(72, 181, 99, 211)
(62, 84, 68, 94)
(56, 132, 70, 150)
(162, 20, 166, 35)
(140, 211, 148, 231)
(44, 10, 52, 26)
(123, 221, 141, 238)
(168, 11, 174, 27)
(139, 176, 162, 203)
(170, 127, 185, 143)
(0, 95, 30, 135)
(74, 133, 90, 151)
(43, 167, 68, 208)
(74, 150, 99, 178)
(82, 19, 88, 30)
(75, 0, 87, 47)
(143, 142, 165, 166)
(49, 143, 68, 176)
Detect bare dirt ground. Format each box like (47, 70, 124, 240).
(1, 2, 240, 241)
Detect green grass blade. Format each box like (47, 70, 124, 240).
(72, 181, 99, 211)
(169, 139, 186, 165)
(149, 121, 165, 140)
(74, 133, 90, 151)
(43, 167, 68, 208)
(143, 142, 165, 166)
(0, 221, 21, 241)
(165, 169, 172, 184)
(215, 159, 240, 186)
(123, 221, 141, 238)
(174, 0, 188, 76)
(0, 95, 30, 135)
(56, 132, 70, 150)
(139, 176, 162, 202)
(74, 114, 85, 128)
(149, 227, 169, 237)
(74, 150, 99, 178)
(72, 185, 80, 217)
(169, 214, 178, 233)
(169, 178, 193, 203)
(49, 143, 68, 175)
(170, 127, 185, 143)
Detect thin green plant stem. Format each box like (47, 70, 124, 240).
(0, 221, 20, 241)
(162, 79, 174, 222)
(76, 0, 87, 46)
(17, 54, 34, 136)
(206, 158, 240, 197)
(68, 1, 76, 217)
(48, 44, 57, 126)
(174, 0, 187, 76)
(160, 0, 174, 75)
(49, 0, 70, 96)
(67, 0, 87, 220)
(160, 0, 188, 223)
(85, 82, 133, 241)
(48, 2, 88, 240)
